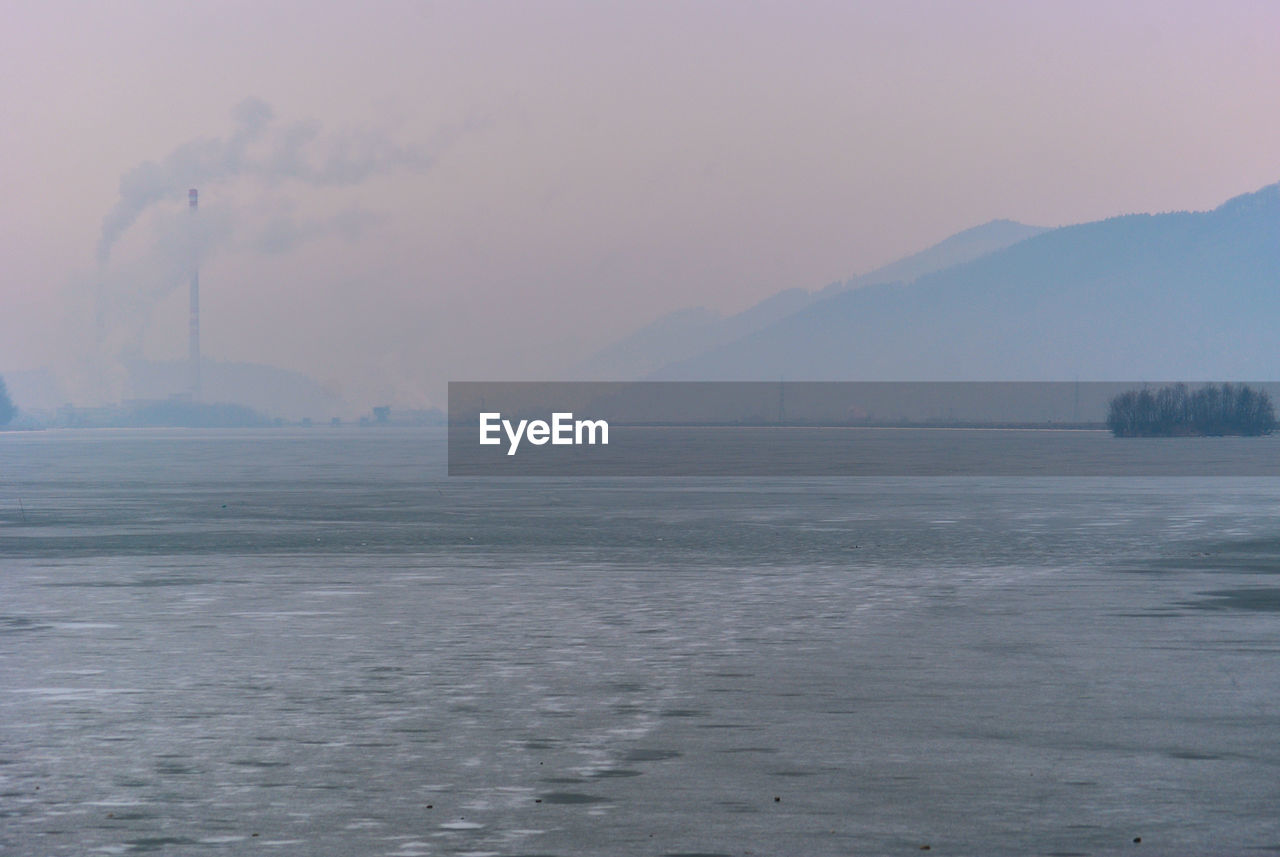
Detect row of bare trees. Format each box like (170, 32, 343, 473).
(1107, 383, 1276, 437)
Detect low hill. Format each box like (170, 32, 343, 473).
(122, 357, 352, 421)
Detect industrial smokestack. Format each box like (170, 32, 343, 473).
(188, 188, 201, 400)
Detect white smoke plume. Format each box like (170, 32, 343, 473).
(96, 97, 433, 263)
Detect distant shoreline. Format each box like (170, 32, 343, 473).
(602, 421, 1111, 431)
(449, 420, 1112, 431)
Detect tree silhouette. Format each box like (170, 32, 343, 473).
(1107, 383, 1276, 437)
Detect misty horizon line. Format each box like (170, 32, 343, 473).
(12, 176, 1280, 420)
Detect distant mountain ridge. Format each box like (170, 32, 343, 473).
(821, 218, 1051, 297)
(574, 218, 1048, 379)
(651, 183, 1280, 381)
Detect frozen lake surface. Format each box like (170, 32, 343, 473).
(2, 428, 1279, 855)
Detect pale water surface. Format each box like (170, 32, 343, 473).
(2, 428, 1279, 855)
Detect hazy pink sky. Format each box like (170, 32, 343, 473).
(2, 0, 1278, 406)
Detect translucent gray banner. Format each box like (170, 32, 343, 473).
(448, 382, 1280, 476)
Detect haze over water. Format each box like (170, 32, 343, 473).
(4, 429, 1279, 855)
(5, 3, 1280, 407)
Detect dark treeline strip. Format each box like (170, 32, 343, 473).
(1107, 383, 1277, 437)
